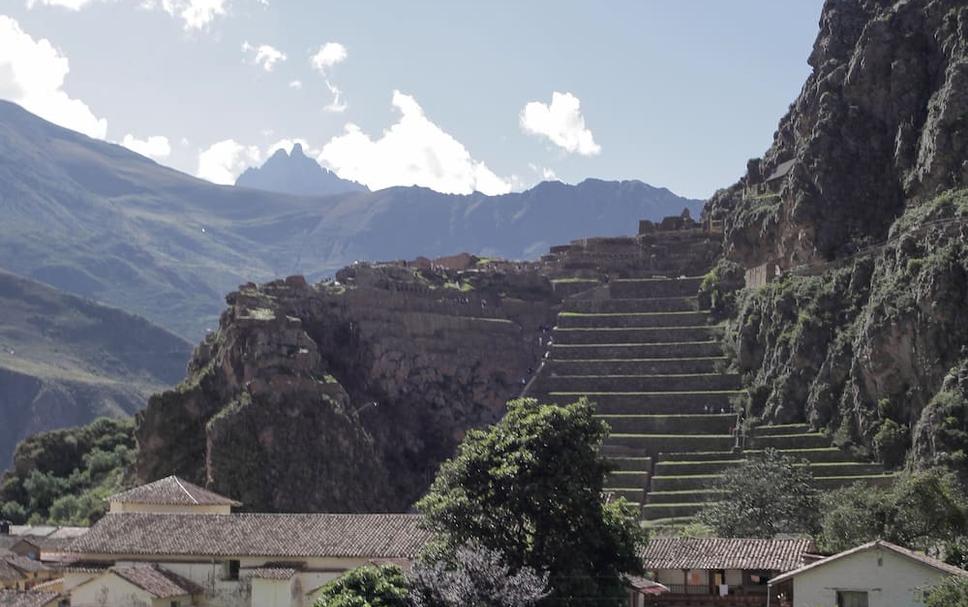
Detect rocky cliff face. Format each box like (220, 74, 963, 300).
(707, 0, 968, 267)
(135, 263, 559, 511)
(707, 0, 968, 474)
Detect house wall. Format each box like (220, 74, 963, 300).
(71, 573, 156, 607)
(109, 502, 232, 515)
(251, 578, 295, 607)
(790, 548, 951, 607)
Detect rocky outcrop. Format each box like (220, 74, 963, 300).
(706, 0, 968, 267)
(727, 189, 968, 471)
(705, 0, 968, 475)
(135, 264, 560, 512)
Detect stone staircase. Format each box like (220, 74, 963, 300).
(531, 230, 895, 528)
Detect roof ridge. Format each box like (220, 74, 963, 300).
(172, 476, 199, 505)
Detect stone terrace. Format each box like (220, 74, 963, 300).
(529, 220, 895, 527)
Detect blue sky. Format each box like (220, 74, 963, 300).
(1, 1, 823, 199)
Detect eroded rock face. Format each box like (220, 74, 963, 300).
(727, 192, 968, 471)
(706, 0, 968, 474)
(707, 0, 968, 267)
(135, 266, 559, 511)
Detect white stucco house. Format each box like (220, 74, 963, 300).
(60, 476, 431, 607)
(768, 540, 968, 607)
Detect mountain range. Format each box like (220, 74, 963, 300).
(0, 268, 191, 467)
(235, 143, 368, 196)
(0, 100, 701, 339)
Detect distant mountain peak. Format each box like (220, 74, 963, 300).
(236, 145, 368, 197)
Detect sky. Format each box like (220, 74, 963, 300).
(0, 1, 824, 199)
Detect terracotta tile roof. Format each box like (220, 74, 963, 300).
(108, 476, 241, 506)
(246, 567, 297, 580)
(69, 512, 430, 559)
(0, 590, 61, 607)
(0, 558, 26, 582)
(770, 540, 968, 585)
(0, 555, 50, 580)
(109, 565, 203, 598)
(4, 555, 49, 574)
(640, 538, 814, 572)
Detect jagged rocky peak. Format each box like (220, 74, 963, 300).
(235, 143, 368, 197)
(707, 0, 968, 268)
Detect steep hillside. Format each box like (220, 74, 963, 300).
(706, 0, 968, 267)
(0, 269, 191, 468)
(0, 100, 700, 338)
(235, 143, 367, 196)
(135, 264, 561, 512)
(703, 0, 968, 475)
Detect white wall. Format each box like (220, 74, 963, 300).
(251, 578, 295, 607)
(791, 548, 951, 607)
(109, 502, 231, 515)
(70, 573, 155, 607)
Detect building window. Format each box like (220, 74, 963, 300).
(225, 559, 240, 580)
(837, 590, 869, 607)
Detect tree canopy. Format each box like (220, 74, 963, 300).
(698, 448, 820, 537)
(819, 468, 968, 565)
(411, 544, 548, 607)
(313, 564, 411, 607)
(417, 398, 645, 606)
(924, 575, 968, 607)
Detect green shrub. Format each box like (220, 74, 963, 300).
(313, 564, 410, 607)
(924, 575, 968, 607)
(874, 419, 909, 468)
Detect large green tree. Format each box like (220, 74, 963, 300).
(924, 575, 968, 607)
(698, 448, 820, 537)
(819, 468, 968, 565)
(417, 398, 645, 606)
(313, 565, 411, 607)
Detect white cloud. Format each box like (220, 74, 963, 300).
(318, 90, 509, 196)
(122, 134, 171, 160)
(310, 42, 347, 75)
(289, 80, 302, 89)
(26, 0, 98, 9)
(520, 91, 601, 156)
(196, 139, 261, 185)
(242, 41, 285, 71)
(0, 15, 107, 139)
(323, 80, 346, 113)
(28, 0, 241, 29)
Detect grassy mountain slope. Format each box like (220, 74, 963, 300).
(0, 269, 191, 467)
(0, 100, 700, 338)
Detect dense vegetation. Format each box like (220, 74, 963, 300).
(418, 398, 645, 606)
(818, 469, 968, 566)
(698, 449, 820, 537)
(314, 547, 547, 607)
(0, 417, 135, 525)
(925, 575, 968, 607)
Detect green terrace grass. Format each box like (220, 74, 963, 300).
(612, 277, 705, 282)
(553, 356, 728, 362)
(558, 311, 708, 317)
(550, 390, 745, 395)
(610, 435, 732, 443)
(551, 340, 722, 347)
(595, 413, 736, 419)
(553, 373, 736, 379)
(554, 325, 722, 331)
(551, 278, 601, 284)
(659, 459, 747, 465)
